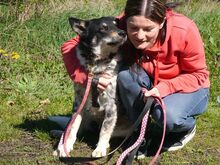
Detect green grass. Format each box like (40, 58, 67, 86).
(0, 0, 220, 164)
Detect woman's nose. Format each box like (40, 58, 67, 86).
(136, 29, 145, 40)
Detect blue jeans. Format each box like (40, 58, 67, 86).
(117, 66, 209, 133)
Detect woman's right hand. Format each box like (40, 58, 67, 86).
(143, 87, 160, 102)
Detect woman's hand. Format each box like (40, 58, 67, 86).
(143, 87, 160, 102)
(97, 73, 112, 91)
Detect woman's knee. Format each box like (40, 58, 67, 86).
(152, 105, 193, 132)
(117, 69, 141, 97)
(165, 113, 183, 132)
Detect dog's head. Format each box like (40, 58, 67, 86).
(69, 16, 126, 64)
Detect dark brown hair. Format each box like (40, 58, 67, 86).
(125, 0, 180, 24)
(124, 0, 181, 43)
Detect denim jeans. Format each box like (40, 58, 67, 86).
(117, 66, 209, 133)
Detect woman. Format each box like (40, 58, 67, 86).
(61, 0, 210, 158)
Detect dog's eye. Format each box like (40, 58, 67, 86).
(100, 23, 108, 32)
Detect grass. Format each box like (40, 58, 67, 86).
(0, 0, 220, 164)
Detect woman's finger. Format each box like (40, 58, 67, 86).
(101, 73, 112, 79)
(97, 84, 106, 91)
(143, 87, 160, 102)
(99, 77, 111, 86)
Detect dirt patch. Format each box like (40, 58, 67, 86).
(0, 128, 219, 165)
(0, 131, 62, 164)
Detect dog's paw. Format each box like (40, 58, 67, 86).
(55, 144, 71, 157)
(92, 148, 107, 157)
(53, 147, 68, 157)
(53, 132, 77, 157)
(54, 140, 74, 157)
(53, 149, 59, 156)
(92, 144, 109, 157)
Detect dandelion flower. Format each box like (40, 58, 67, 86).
(0, 49, 6, 54)
(0, 49, 7, 56)
(0, 49, 9, 57)
(11, 52, 20, 59)
(3, 53, 9, 57)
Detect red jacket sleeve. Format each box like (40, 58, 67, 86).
(61, 36, 88, 86)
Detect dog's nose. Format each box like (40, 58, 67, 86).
(118, 30, 126, 37)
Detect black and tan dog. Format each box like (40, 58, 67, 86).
(52, 16, 127, 157)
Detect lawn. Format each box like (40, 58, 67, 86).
(0, 0, 219, 164)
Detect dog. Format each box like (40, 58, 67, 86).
(52, 16, 127, 158)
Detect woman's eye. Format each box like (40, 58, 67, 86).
(129, 26, 138, 31)
(143, 28, 152, 32)
(128, 26, 153, 32)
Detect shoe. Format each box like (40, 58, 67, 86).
(50, 130, 63, 138)
(135, 150, 147, 160)
(163, 125, 196, 151)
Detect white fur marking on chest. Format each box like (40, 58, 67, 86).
(92, 45, 102, 56)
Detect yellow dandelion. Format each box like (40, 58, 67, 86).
(0, 49, 9, 57)
(11, 52, 20, 59)
(0, 49, 6, 54)
(3, 53, 9, 57)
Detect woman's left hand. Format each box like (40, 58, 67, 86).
(97, 73, 112, 91)
(143, 87, 160, 102)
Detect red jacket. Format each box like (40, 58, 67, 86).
(61, 9, 210, 98)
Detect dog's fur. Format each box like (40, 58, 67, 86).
(54, 16, 127, 157)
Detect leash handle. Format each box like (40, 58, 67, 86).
(62, 73, 94, 156)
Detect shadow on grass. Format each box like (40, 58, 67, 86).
(14, 117, 62, 149)
(14, 116, 166, 164)
(15, 117, 60, 136)
(14, 115, 100, 149)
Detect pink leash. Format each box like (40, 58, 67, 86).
(116, 95, 166, 165)
(58, 72, 166, 165)
(59, 73, 93, 157)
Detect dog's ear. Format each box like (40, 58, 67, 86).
(69, 17, 89, 35)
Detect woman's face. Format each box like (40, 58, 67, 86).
(127, 15, 164, 50)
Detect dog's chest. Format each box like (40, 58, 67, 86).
(97, 75, 117, 111)
(91, 57, 118, 75)
(74, 74, 117, 109)
(74, 52, 120, 114)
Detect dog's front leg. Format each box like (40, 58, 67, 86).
(92, 102, 117, 157)
(54, 113, 82, 157)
